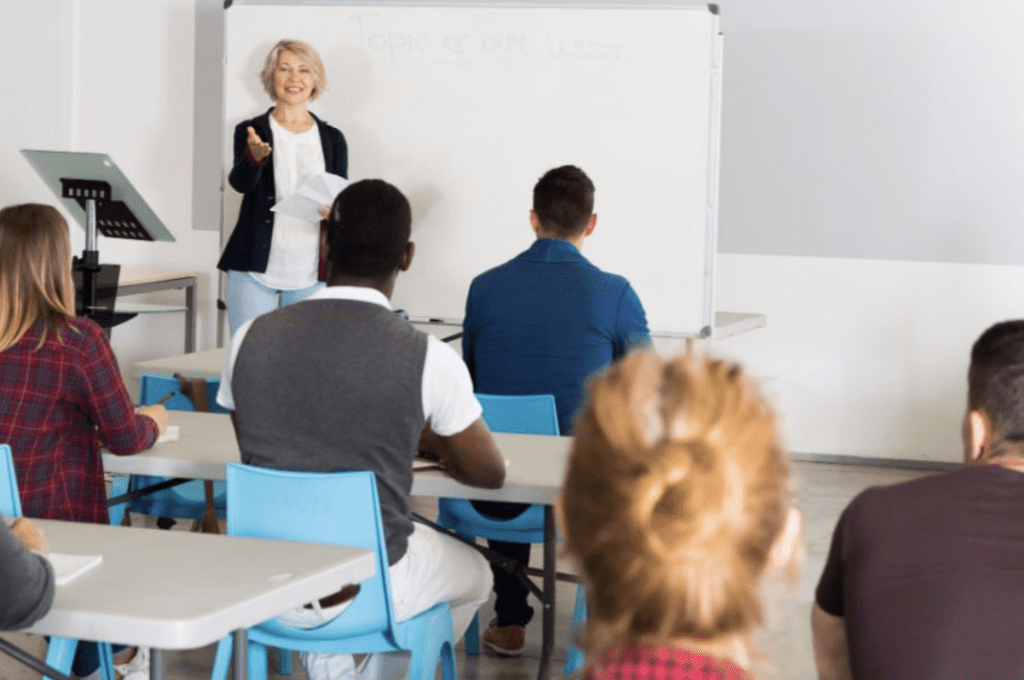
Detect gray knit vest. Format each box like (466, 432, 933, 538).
(232, 297, 427, 564)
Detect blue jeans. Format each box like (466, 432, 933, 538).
(226, 270, 324, 335)
(72, 642, 125, 678)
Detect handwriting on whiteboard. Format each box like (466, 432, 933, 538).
(348, 12, 628, 67)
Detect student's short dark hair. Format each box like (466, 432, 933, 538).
(532, 165, 595, 239)
(968, 320, 1024, 442)
(326, 179, 411, 278)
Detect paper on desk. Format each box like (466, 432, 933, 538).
(272, 172, 349, 222)
(47, 553, 103, 586)
(157, 425, 180, 444)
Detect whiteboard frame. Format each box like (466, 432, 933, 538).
(218, 0, 722, 338)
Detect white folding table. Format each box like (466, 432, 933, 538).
(21, 519, 375, 680)
(102, 411, 570, 680)
(128, 309, 767, 381)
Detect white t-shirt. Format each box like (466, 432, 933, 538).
(217, 286, 482, 436)
(251, 116, 324, 291)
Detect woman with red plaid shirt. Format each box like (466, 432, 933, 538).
(0, 204, 169, 679)
(560, 352, 803, 680)
(0, 204, 168, 523)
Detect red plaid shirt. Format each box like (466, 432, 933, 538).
(0, 317, 157, 523)
(585, 643, 752, 680)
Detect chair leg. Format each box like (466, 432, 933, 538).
(438, 641, 457, 680)
(43, 638, 78, 680)
(107, 476, 129, 527)
(210, 636, 232, 680)
(563, 585, 587, 676)
(464, 612, 480, 656)
(97, 643, 115, 680)
(248, 641, 270, 680)
(276, 647, 293, 676)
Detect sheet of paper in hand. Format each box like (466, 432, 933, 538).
(272, 172, 349, 222)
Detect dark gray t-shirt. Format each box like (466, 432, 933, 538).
(0, 519, 54, 629)
(816, 464, 1024, 679)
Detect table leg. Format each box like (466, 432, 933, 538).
(232, 629, 248, 680)
(537, 506, 556, 680)
(184, 279, 196, 353)
(150, 648, 166, 680)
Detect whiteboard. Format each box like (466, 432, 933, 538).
(224, 1, 722, 336)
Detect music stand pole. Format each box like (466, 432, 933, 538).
(79, 198, 100, 318)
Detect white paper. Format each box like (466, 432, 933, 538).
(157, 425, 180, 444)
(47, 553, 103, 586)
(272, 172, 349, 222)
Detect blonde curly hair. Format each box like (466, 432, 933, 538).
(561, 351, 794, 671)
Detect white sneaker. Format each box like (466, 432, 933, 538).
(114, 646, 150, 680)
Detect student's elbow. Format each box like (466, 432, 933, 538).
(479, 461, 506, 489)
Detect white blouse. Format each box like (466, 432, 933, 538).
(251, 115, 325, 290)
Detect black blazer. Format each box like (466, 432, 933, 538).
(217, 108, 348, 275)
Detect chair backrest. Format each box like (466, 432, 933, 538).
(0, 445, 23, 518)
(475, 394, 560, 436)
(139, 373, 230, 414)
(225, 463, 396, 638)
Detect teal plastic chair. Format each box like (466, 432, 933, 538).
(109, 374, 228, 525)
(0, 444, 116, 680)
(209, 465, 457, 680)
(436, 393, 559, 655)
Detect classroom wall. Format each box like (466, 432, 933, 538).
(0, 0, 222, 394)
(4, 0, 1019, 461)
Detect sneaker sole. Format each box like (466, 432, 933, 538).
(483, 640, 525, 657)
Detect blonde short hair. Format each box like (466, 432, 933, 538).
(0, 204, 77, 352)
(260, 39, 327, 101)
(562, 351, 792, 670)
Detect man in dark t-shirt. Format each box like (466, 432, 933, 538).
(813, 320, 1024, 680)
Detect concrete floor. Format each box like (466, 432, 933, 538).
(0, 460, 937, 680)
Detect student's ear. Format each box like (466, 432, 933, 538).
(963, 410, 989, 463)
(582, 213, 597, 239)
(530, 210, 541, 236)
(399, 242, 415, 272)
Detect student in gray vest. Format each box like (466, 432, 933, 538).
(217, 178, 506, 680)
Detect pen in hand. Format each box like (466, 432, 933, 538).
(133, 392, 177, 409)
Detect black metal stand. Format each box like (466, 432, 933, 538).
(61, 180, 138, 330)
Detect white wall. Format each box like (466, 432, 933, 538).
(1, 0, 222, 396)
(713, 253, 1024, 462)
(4, 0, 1019, 460)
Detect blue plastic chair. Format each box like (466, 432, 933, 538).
(436, 393, 559, 655)
(0, 444, 116, 680)
(109, 374, 228, 526)
(209, 465, 457, 680)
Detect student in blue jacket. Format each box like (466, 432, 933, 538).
(461, 165, 651, 654)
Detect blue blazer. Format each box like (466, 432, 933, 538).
(462, 238, 651, 434)
(217, 108, 348, 275)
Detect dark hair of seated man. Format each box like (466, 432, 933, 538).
(325, 179, 412, 281)
(531, 164, 595, 239)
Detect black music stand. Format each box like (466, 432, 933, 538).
(21, 150, 175, 330)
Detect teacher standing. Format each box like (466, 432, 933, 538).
(218, 39, 348, 334)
